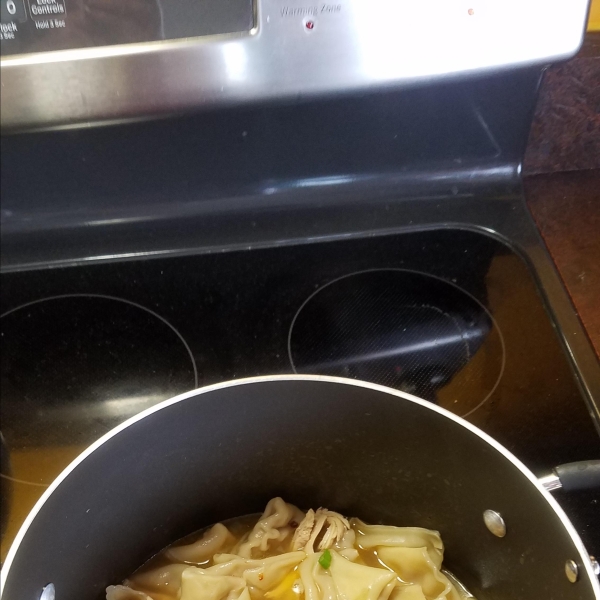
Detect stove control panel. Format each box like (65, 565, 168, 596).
(0, 0, 591, 130)
(0, 0, 253, 55)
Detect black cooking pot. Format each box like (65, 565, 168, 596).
(1, 376, 599, 600)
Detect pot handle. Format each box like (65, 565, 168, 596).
(539, 460, 600, 492)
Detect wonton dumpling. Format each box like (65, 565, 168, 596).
(179, 551, 305, 597)
(201, 550, 305, 589)
(328, 550, 397, 600)
(110, 499, 471, 600)
(125, 563, 188, 598)
(352, 520, 444, 568)
(299, 552, 338, 600)
(299, 550, 397, 600)
(389, 584, 428, 600)
(352, 521, 464, 600)
(243, 551, 306, 589)
(106, 585, 154, 600)
(235, 497, 305, 558)
(166, 523, 234, 564)
(179, 569, 247, 600)
(389, 584, 466, 600)
(377, 547, 453, 599)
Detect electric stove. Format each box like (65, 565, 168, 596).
(1, 0, 599, 579)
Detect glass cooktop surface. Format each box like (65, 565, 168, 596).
(1, 228, 599, 561)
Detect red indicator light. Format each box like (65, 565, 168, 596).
(305, 20, 315, 30)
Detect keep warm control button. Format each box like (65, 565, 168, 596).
(28, 0, 66, 20)
(1, 0, 27, 23)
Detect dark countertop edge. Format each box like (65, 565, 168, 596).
(524, 169, 600, 359)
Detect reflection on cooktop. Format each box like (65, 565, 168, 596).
(1, 294, 198, 454)
(288, 269, 505, 416)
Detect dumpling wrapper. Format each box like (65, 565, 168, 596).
(125, 563, 188, 598)
(300, 550, 396, 600)
(300, 553, 338, 600)
(179, 570, 247, 600)
(328, 550, 397, 600)
(353, 520, 466, 600)
(243, 551, 306, 589)
(106, 585, 154, 600)
(234, 497, 305, 558)
(389, 584, 428, 600)
(379, 547, 453, 598)
(206, 550, 306, 589)
(180, 551, 304, 598)
(166, 523, 234, 564)
(352, 520, 444, 568)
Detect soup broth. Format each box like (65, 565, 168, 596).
(107, 497, 474, 600)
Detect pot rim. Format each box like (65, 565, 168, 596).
(2, 374, 598, 596)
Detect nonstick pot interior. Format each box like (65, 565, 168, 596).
(2, 376, 597, 600)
